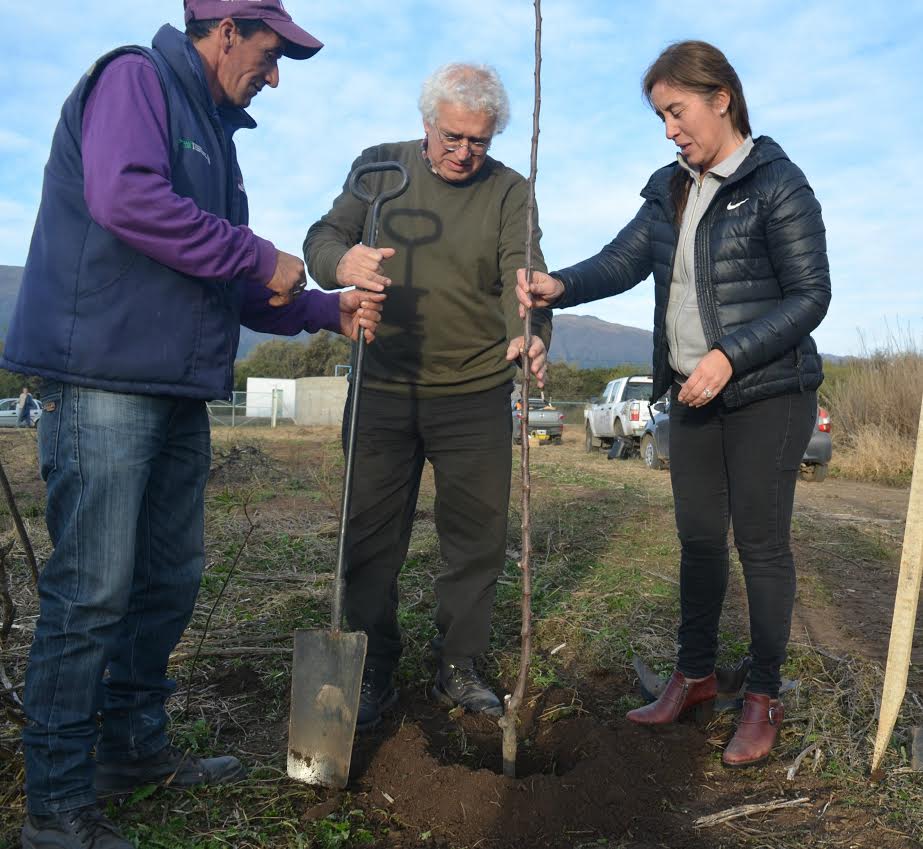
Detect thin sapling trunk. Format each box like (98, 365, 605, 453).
(499, 0, 542, 779)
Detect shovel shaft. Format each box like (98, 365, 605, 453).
(332, 161, 410, 631)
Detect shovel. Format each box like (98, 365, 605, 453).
(287, 161, 410, 788)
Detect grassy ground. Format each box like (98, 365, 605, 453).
(0, 426, 921, 848)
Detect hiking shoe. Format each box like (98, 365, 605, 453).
(432, 663, 503, 716)
(96, 745, 246, 795)
(357, 666, 398, 731)
(22, 805, 133, 849)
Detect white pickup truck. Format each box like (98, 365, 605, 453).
(584, 375, 654, 452)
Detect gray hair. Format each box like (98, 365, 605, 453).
(418, 63, 510, 134)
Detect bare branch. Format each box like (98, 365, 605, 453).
(786, 743, 818, 780)
(694, 797, 811, 828)
(0, 456, 39, 586)
(171, 646, 289, 664)
(182, 499, 257, 715)
(500, 0, 542, 779)
(0, 539, 23, 711)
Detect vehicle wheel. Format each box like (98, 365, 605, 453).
(641, 434, 663, 471)
(800, 463, 828, 482)
(584, 424, 598, 453)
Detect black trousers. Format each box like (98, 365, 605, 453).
(669, 385, 817, 697)
(342, 382, 513, 674)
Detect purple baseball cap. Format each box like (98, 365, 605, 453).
(184, 0, 323, 59)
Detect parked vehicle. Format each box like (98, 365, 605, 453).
(640, 396, 833, 482)
(512, 398, 565, 444)
(0, 396, 41, 427)
(800, 406, 832, 481)
(584, 375, 653, 452)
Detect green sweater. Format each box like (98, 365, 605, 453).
(304, 140, 551, 398)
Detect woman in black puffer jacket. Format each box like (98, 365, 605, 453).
(519, 40, 830, 767)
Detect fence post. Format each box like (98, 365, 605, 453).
(232, 391, 237, 428)
(271, 388, 281, 429)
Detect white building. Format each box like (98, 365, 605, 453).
(244, 376, 348, 426)
(245, 377, 297, 419)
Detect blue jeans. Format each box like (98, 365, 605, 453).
(23, 382, 211, 815)
(17, 402, 33, 427)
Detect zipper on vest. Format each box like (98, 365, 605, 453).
(208, 114, 238, 399)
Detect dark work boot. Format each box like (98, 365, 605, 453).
(626, 670, 717, 725)
(357, 666, 397, 732)
(22, 805, 133, 849)
(432, 662, 503, 717)
(96, 744, 246, 796)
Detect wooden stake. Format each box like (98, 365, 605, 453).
(498, 0, 542, 779)
(871, 391, 923, 774)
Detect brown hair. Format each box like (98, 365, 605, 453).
(642, 40, 751, 226)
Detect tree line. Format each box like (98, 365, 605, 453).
(233, 332, 352, 390)
(0, 336, 649, 403)
(539, 361, 651, 402)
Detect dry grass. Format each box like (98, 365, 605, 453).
(831, 422, 917, 483)
(823, 333, 923, 484)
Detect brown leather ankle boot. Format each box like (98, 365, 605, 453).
(722, 692, 784, 767)
(626, 670, 717, 725)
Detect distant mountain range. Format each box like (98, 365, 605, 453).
(548, 314, 652, 368)
(0, 265, 846, 369)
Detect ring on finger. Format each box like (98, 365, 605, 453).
(703, 388, 713, 399)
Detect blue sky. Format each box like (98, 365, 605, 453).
(1, 1, 921, 356)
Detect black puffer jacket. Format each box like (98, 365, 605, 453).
(554, 136, 831, 408)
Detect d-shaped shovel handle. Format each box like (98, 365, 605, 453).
(347, 161, 410, 249)
(332, 160, 410, 632)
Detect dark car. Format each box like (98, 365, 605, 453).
(640, 396, 832, 482)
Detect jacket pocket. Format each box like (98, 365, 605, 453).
(77, 224, 139, 297)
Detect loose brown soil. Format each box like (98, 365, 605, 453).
(1, 428, 920, 848)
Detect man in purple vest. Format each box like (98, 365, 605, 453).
(3, 4, 385, 847)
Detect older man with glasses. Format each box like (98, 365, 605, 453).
(305, 62, 551, 730)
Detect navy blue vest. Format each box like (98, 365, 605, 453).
(2, 25, 255, 399)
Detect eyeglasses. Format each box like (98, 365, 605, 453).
(433, 123, 491, 156)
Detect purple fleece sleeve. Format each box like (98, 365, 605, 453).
(81, 55, 277, 284)
(240, 280, 343, 335)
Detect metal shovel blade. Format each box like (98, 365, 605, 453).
(287, 628, 367, 788)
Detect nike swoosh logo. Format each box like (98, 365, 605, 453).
(727, 198, 749, 210)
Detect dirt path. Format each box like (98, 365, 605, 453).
(795, 476, 909, 533)
(790, 476, 916, 672)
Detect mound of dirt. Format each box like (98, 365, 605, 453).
(347, 686, 709, 849)
(209, 444, 285, 486)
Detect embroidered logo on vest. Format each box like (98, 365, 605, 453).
(178, 138, 211, 165)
